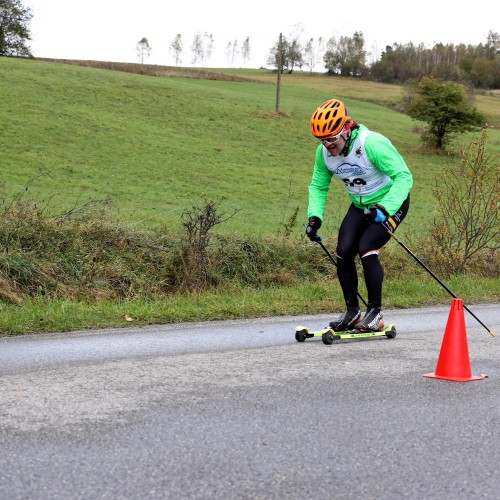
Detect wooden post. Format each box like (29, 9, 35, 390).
(275, 33, 282, 113)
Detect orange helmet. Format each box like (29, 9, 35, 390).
(310, 99, 350, 139)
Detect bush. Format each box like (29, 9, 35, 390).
(424, 127, 499, 276)
(0, 187, 496, 305)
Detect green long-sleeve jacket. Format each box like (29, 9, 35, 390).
(308, 125, 413, 221)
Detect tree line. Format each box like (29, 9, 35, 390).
(268, 30, 500, 89)
(138, 33, 251, 68)
(2, 0, 499, 89)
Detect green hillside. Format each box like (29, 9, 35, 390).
(0, 57, 498, 335)
(4, 57, 499, 239)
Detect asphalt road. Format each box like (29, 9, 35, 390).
(0, 303, 499, 500)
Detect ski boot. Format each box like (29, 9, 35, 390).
(328, 307, 361, 332)
(351, 307, 384, 333)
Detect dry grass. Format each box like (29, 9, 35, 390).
(36, 58, 267, 83)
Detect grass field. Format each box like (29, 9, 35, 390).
(0, 57, 498, 335)
(4, 58, 500, 239)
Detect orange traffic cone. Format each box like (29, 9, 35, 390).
(423, 298, 484, 382)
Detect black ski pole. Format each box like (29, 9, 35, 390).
(313, 236, 368, 308)
(385, 227, 495, 337)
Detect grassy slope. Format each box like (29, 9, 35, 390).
(3, 58, 313, 236)
(0, 58, 498, 334)
(5, 58, 499, 239)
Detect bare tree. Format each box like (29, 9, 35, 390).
(191, 32, 214, 67)
(191, 33, 203, 66)
(202, 32, 214, 67)
(303, 38, 315, 73)
(369, 40, 379, 65)
(303, 36, 324, 73)
(241, 36, 250, 65)
(230, 39, 238, 67)
(170, 33, 182, 66)
(136, 37, 151, 64)
(178, 197, 240, 291)
(225, 41, 233, 66)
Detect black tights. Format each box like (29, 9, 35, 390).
(336, 196, 410, 309)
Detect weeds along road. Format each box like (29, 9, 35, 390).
(0, 304, 499, 500)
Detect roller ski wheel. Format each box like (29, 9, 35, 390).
(294, 326, 317, 342)
(322, 330, 340, 345)
(295, 328, 308, 342)
(385, 325, 397, 338)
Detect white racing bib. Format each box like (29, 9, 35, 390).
(322, 129, 391, 196)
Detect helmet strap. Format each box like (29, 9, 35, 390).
(340, 125, 352, 156)
(340, 137, 350, 156)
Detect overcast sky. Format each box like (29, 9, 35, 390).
(26, 0, 499, 69)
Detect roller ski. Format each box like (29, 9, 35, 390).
(295, 307, 396, 344)
(295, 323, 397, 344)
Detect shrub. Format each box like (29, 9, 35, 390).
(423, 127, 499, 276)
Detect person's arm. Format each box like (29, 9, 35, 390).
(364, 132, 413, 215)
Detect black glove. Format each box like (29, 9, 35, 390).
(365, 205, 389, 223)
(306, 216, 322, 241)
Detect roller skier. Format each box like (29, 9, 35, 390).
(305, 98, 413, 333)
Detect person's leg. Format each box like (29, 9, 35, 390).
(329, 204, 366, 330)
(336, 204, 366, 306)
(354, 196, 410, 332)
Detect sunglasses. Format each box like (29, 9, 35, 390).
(321, 132, 344, 145)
